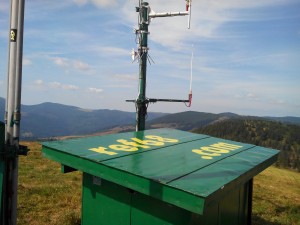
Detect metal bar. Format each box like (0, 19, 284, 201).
(13, 0, 25, 141)
(188, 0, 192, 29)
(148, 99, 189, 103)
(127, 99, 189, 103)
(6, 0, 19, 144)
(3, 0, 19, 222)
(149, 11, 188, 18)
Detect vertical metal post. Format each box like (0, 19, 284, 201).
(3, 0, 26, 224)
(247, 178, 253, 225)
(136, 1, 149, 131)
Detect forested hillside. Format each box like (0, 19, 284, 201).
(193, 119, 300, 171)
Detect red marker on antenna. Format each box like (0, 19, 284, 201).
(187, 46, 193, 107)
(186, 0, 190, 11)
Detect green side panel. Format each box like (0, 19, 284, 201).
(82, 173, 131, 225)
(239, 182, 250, 225)
(219, 188, 240, 224)
(131, 191, 225, 225)
(131, 191, 198, 225)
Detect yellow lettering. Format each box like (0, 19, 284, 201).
(201, 147, 229, 154)
(11, 30, 15, 41)
(109, 144, 138, 152)
(88, 134, 180, 156)
(89, 147, 117, 156)
(211, 142, 242, 151)
(192, 149, 221, 160)
(117, 139, 150, 149)
(131, 138, 164, 146)
(145, 135, 179, 143)
(192, 142, 243, 160)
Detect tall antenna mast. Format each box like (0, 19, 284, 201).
(127, 0, 193, 131)
(1, 0, 28, 224)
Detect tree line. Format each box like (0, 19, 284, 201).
(193, 118, 300, 171)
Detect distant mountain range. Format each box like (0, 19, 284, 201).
(0, 97, 167, 139)
(1, 97, 299, 139)
(147, 111, 300, 130)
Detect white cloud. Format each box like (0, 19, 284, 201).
(29, 80, 79, 92)
(89, 46, 130, 57)
(50, 57, 93, 73)
(112, 74, 137, 81)
(23, 58, 33, 66)
(34, 80, 44, 86)
(87, 87, 103, 93)
(73, 0, 88, 6)
(49, 81, 62, 89)
(268, 98, 286, 105)
(91, 0, 118, 8)
(53, 57, 69, 67)
(49, 81, 79, 90)
(73, 60, 92, 71)
(122, 0, 297, 49)
(246, 92, 259, 100)
(28, 80, 46, 91)
(73, 0, 118, 8)
(0, 1, 9, 13)
(62, 84, 79, 90)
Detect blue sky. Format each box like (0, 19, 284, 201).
(0, 0, 299, 117)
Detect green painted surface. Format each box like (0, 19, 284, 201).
(42, 128, 279, 215)
(43, 128, 207, 162)
(81, 174, 251, 225)
(82, 173, 131, 225)
(169, 146, 278, 200)
(102, 137, 253, 184)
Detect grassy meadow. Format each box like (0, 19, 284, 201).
(17, 142, 300, 225)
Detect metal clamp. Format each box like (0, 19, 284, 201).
(1, 144, 29, 159)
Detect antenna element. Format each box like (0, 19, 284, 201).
(127, 1, 193, 131)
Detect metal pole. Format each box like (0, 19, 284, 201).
(6, 0, 19, 143)
(136, 1, 149, 131)
(14, 0, 25, 141)
(3, 0, 26, 224)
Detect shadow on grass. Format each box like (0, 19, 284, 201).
(62, 212, 81, 225)
(252, 215, 281, 225)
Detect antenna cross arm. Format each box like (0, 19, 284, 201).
(149, 11, 189, 18)
(126, 98, 189, 103)
(148, 98, 189, 103)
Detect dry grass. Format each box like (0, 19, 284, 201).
(253, 166, 300, 225)
(18, 142, 81, 225)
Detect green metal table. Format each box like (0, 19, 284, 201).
(42, 128, 279, 225)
